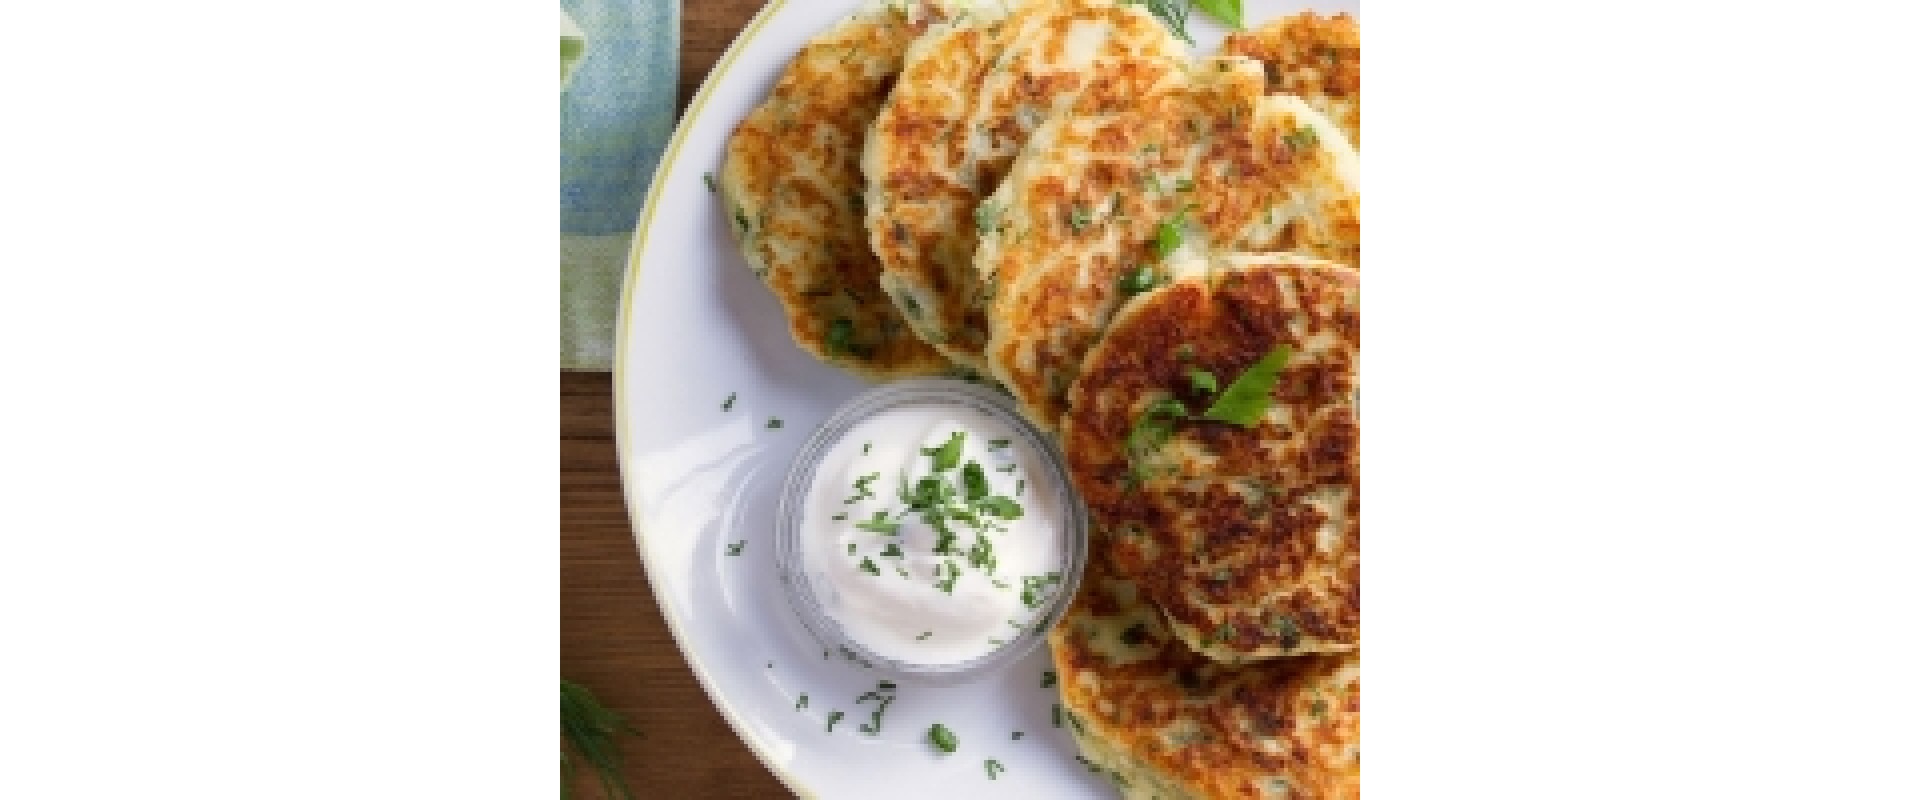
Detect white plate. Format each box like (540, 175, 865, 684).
(615, 2, 1358, 796)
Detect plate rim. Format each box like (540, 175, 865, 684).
(610, 0, 815, 796)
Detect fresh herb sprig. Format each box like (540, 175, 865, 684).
(561, 680, 639, 800)
(1125, 0, 1242, 46)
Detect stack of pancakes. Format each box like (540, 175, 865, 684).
(723, 3, 1359, 796)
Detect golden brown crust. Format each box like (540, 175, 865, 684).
(719, 1, 956, 380)
(1052, 541, 1360, 799)
(865, 0, 1186, 371)
(1061, 256, 1360, 661)
(979, 60, 1360, 430)
(1221, 12, 1361, 148)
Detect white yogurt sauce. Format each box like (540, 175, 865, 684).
(800, 402, 1065, 665)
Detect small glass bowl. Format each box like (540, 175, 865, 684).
(773, 378, 1088, 685)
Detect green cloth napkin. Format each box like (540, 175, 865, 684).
(561, 0, 679, 370)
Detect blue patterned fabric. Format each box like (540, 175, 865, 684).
(561, 0, 679, 370)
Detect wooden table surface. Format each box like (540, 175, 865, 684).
(561, 2, 787, 797)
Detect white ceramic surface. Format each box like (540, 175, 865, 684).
(615, 2, 1360, 796)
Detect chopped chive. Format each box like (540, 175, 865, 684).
(975, 201, 1002, 234)
(928, 723, 958, 754)
(858, 557, 880, 576)
(985, 759, 1005, 779)
(997, 464, 1017, 473)
(726, 541, 745, 556)
(1011, 731, 1024, 740)
(827, 711, 844, 732)
(1175, 177, 1195, 193)
(917, 631, 933, 640)
(721, 391, 737, 411)
(825, 317, 857, 358)
(795, 694, 808, 710)
(855, 511, 900, 535)
(1152, 216, 1183, 260)
(1188, 368, 1218, 394)
(1311, 698, 1328, 718)
(863, 441, 872, 454)
(847, 543, 856, 555)
(1042, 670, 1057, 688)
(1052, 704, 1062, 728)
(766, 418, 783, 429)
(832, 512, 848, 521)
(1015, 479, 1025, 496)
(987, 438, 1011, 450)
(703, 172, 717, 193)
(881, 542, 904, 558)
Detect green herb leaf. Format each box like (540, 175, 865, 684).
(975, 201, 1002, 234)
(924, 431, 965, 472)
(855, 509, 899, 535)
(1283, 124, 1319, 152)
(917, 631, 933, 640)
(795, 694, 808, 710)
(1152, 213, 1184, 260)
(725, 541, 745, 556)
(928, 723, 959, 754)
(827, 711, 845, 732)
(1187, 368, 1218, 394)
(881, 542, 904, 558)
(979, 496, 1024, 520)
(1201, 343, 1290, 427)
(1118, 264, 1160, 295)
(825, 318, 856, 358)
(561, 680, 639, 800)
(766, 418, 783, 429)
(988, 438, 1011, 450)
(857, 557, 880, 576)
(962, 461, 990, 502)
(1190, 0, 1236, 28)
(1068, 205, 1092, 233)
(985, 759, 1006, 779)
(703, 172, 718, 193)
(1042, 670, 1057, 688)
(721, 391, 737, 411)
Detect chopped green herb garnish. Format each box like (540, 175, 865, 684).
(1015, 479, 1025, 495)
(1068, 205, 1092, 233)
(1012, 731, 1024, 740)
(831, 512, 848, 521)
(1151, 213, 1185, 260)
(855, 511, 900, 535)
(726, 541, 745, 556)
(863, 441, 872, 454)
(1175, 343, 1195, 361)
(1174, 177, 1195, 193)
(827, 711, 845, 732)
(1201, 343, 1290, 427)
(766, 418, 783, 429)
(975, 201, 1002, 234)
(825, 318, 856, 358)
(988, 438, 1011, 450)
(997, 464, 1017, 473)
(962, 461, 990, 502)
(1125, 396, 1189, 479)
(1311, 698, 1328, 718)
(1283, 124, 1319, 152)
(881, 542, 904, 558)
(733, 207, 750, 233)
(722, 391, 737, 411)
(1188, 368, 1218, 394)
(795, 694, 808, 710)
(704, 172, 717, 193)
(928, 723, 959, 754)
(1052, 704, 1062, 728)
(1042, 670, 1057, 688)
(858, 557, 880, 576)
(923, 431, 965, 472)
(848, 472, 881, 503)
(1118, 264, 1159, 295)
(917, 631, 933, 640)
(985, 759, 1006, 780)
(1021, 572, 1063, 609)
(979, 496, 1023, 520)
(847, 543, 856, 555)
